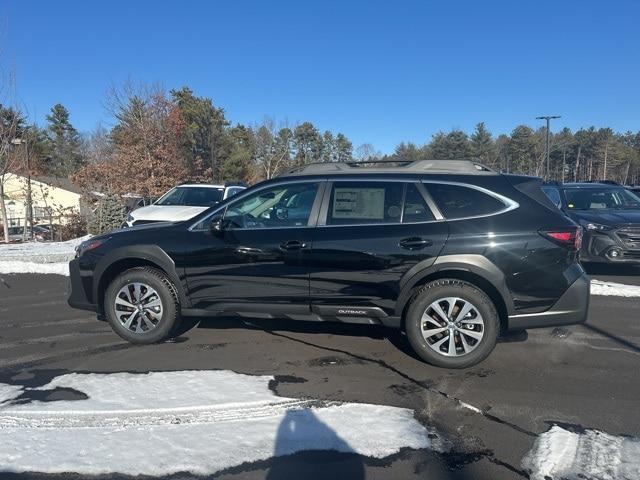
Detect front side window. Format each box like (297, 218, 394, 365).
(223, 182, 319, 229)
(326, 182, 404, 225)
(426, 183, 507, 219)
(564, 188, 640, 210)
(156, 186, 224, 207)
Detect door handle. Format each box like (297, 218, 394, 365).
(399, 237, 433, 250)
(280, 240, 307, 251)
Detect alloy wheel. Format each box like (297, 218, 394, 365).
(421, 297, 485, 357)
(114, 282, 163, 334)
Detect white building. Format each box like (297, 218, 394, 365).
(1, 173, 84, 227)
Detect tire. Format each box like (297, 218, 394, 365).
(105, 267, 180, 344)
(405, 279, 499, 368)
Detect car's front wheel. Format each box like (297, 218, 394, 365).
(105, 267, 180, 344)
(405, 279, 499, 368)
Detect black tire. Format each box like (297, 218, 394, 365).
(105, 267, 180, 344)
(405, 279, 499, 368)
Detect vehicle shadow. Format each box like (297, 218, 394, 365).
(265, 409, 364, 480)
(582, 262, 640, 276)
(177, 315, 529, 363)
(582, 323, 640, 353)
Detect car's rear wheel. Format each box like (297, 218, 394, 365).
(105, 267, 180, 344)
(405, 279, 499, 368)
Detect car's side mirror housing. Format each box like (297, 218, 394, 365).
(210, 217, 225, 234)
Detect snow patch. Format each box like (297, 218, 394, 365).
(0, 236, 89, 275)
(523, 424, 640, 480)
(590, 279, 640, 298)
(458, 401, 483, 414)
(0, 370, 438, 476)
(0, 261, 69, 275)
(0, 384, 23, 404)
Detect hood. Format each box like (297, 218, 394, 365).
(568, 209, 640, 226)
(129, 205, 209, 222)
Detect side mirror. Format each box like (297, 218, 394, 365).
(210, 217, 225, 234)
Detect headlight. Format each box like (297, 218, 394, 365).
(581, 221, 612, 232)
(75, 238, 109, 258)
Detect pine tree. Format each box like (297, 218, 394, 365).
(321, 131, 335, 162)
(88, 194, 124, 234)
(471, 122, 495, 165)
(334, 133, 353, 162)
(293, 122, 323, 165)
(45, 104, 83, 176)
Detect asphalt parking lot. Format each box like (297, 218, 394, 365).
(1, 268, 639, 480)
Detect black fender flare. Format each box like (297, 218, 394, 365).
(93, 245, 189, 309)
(394, 254, 514, 317)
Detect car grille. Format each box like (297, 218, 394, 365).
(132, 220, 160, 226)
(616, 225, 640, 247)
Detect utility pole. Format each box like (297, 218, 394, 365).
(11, 138, 33, 240)
(536, 115, 561, 180)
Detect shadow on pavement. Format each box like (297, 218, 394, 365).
(265, 409, 364, 480)
(582, 323, 640, 353)
(583, 262, 640, 276)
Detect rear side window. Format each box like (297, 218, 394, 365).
(542, 187, 562, 209)
(327, 182, 404, 225)
(426, 183, 506, 219)
(403, 184, 435, 222)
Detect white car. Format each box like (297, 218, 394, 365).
(124, 183, 246, 227)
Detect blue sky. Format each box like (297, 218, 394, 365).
(2, 0, 639, 153)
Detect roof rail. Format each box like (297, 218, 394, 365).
(279, 159, 495, 177)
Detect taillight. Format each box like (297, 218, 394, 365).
(539, 227, 582, 250)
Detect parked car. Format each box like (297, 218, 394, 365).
(542, 182, 640, 263)
(5, 226, 29, 242)
(123, 196, 155, 215)
(626, 185, 640, 196)
(123, 182, 246, 227)
(69, 160, 589, 368)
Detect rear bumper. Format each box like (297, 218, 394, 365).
(67, 258, 96, 312)
(507, 271, 590, 330)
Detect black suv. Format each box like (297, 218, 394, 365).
(69, 160, 589, 368)
(542, 182, 640, 263)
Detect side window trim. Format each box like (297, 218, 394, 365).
(415, 182, 444, 220)
(399, 182, 408, 223)
(307, 181, 328, 227)
(422, 180, 519, 221)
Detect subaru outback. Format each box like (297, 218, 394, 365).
(68, 160, 590, 368)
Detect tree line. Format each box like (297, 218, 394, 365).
(376, 123, 640, 185)
(2, 84, 640, 206)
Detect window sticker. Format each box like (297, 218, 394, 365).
(333, 188, 385, 219)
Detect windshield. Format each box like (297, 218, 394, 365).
(155, 186, 224, 207)
(564, 187, 640, 210)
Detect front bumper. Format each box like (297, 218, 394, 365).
(507, 270, 590, 330)
(67, 258, 97, 312)
(580, 229, 640, 263)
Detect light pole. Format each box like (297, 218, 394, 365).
(536, 115, 561, 180)
(10, 138, 33, 240)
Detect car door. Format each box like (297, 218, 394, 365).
(183, 180, 324, 313)
(308, 179, 449, 317)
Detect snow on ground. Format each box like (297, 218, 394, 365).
(590, 279, 640, 297)
(0, 370, 441, 476)
(0, 236, 89, 275)
(522, 424, 640, 480)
